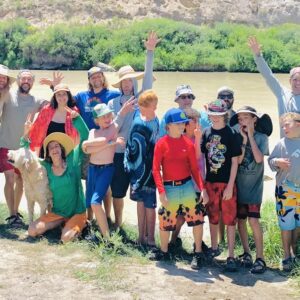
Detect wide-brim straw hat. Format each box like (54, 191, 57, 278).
(43, 132, 75, 157)
(0, 64, 16, 83)
(230, 106, 273, 136)
(112, 65, 144, 88)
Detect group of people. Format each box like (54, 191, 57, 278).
(0, 34, 299, 273)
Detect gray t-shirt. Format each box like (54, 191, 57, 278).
(236, 132, 269, 204)
(0, 90, 44, 150)
(268, 137, 300, 187)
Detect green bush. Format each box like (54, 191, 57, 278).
(0, 18, 300, 71)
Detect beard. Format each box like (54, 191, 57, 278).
(18, 83, 32, 94)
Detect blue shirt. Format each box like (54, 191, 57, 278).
(74, 88, 121, 129)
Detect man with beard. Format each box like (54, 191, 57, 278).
(0, 69, 49, 227)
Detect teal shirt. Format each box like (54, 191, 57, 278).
(41, 116, 89, 218)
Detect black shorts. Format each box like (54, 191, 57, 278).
(111, 153, 130, 198)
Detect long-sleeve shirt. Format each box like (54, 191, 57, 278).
(28, 104, 79, 153)
(108, 50, 154, 153)
(152, 135, 205, 194)
(40, 116, 89, 218)
(254, 54, 300, 136)
(268, 137, 300, 187)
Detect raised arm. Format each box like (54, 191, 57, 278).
(248, 36, 283, 96)
(141, 31, 160, 92)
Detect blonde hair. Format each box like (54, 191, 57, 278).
(138, 89, 158, 107)
(280, 112, 300, 125)
(183, 107, 200, 120)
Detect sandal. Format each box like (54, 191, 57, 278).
(238, 252, 253, 268)
(282, 257, 293, 272)
(250, 258, 266, 274)
(225, 257, 238, 272)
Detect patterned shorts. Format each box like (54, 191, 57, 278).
(158, 180, 204, 231)
(206, 182, 237, 226)
(275, 181, 300, 231)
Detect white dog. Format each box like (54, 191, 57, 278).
(7, 147, 53, 223)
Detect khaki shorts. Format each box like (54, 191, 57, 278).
(38, 212, 87, 233)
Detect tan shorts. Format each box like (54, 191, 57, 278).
(38, 212, 87, 233)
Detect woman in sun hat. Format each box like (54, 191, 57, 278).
(107, 31, 160, 229)
(28, 83, 80, 157)
(26, 108, 89, 242)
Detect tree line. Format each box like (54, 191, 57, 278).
(1, 18, 299, 72)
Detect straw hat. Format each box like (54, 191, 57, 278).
(112, 65, 144, 88)
(0, 64, 16, 83)
(43, 132, 75, 157)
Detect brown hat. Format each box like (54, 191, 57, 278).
(53, 84, 70, 94)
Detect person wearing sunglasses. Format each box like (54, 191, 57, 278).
(217, 86, 236, 119)
(159, 84, 210, 137)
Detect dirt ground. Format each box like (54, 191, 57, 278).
(0, 174, 299, 300)
(0, 236, 298, 300)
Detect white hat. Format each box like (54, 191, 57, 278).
(0, 64, 16, 83)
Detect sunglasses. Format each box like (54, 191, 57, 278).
(179, 94, 194, 100)
(219, 93, 233, 100)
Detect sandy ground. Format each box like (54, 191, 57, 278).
(0, 238, 298, 300)
(1, 173, 299, 299)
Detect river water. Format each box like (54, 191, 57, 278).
(22, 70, 289, 149)
(3, 70, 290, 206)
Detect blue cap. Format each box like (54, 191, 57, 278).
(165, 108, 189, 124)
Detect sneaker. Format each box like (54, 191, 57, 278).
(149, 249, 170, 261)
(191, 252, 204, 270)
(225, 257, 238, 272)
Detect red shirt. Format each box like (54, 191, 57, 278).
(152, 135, 205, 194)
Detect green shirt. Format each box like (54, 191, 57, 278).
(41, 116, 89, 218)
